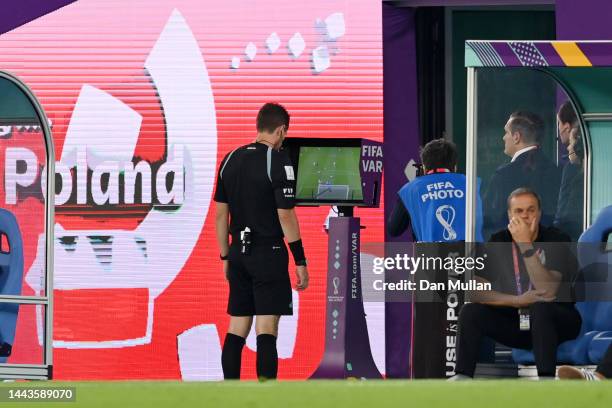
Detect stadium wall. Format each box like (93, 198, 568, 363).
(556, 0, 612, 40)
(382, 4, 420, 378)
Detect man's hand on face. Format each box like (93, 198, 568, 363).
(508, 216, 536, 243)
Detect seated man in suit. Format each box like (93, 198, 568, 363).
(483, 111, 561, 240)
(450, 188, 581, 380)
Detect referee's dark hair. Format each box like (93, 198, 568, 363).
(509, 111, 544, 143)
(256, 102, 290, 133)
(420, 138, 457, 171)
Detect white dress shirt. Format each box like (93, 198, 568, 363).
(511, 145, 538, 163)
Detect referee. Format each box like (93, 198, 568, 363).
(214, 102, 309, 380)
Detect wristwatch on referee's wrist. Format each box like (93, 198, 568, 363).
(220, 253, 229, 261)
(295, 259, 307, 267)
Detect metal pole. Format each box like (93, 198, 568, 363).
(0, 71, 54, 379)
(583, 120, 592, 228)
(464, 67, 478, 300)
(465, 67, 477, 243)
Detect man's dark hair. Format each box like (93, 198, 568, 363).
(558, 100, 578, 126)
(420, 138, 457, 171)
(256, 102, 290, 133)
(508, 111, 544, 144)
(507, 187, 541, 210)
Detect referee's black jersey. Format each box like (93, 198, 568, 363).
(214, 142, 296, 239)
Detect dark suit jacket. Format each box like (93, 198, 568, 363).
(553, 163, 584, 241)
(483, 147, 561, 240)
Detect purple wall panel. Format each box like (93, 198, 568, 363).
(383, 3, 421, 378)
(0, 0, 76, 35)
(556, 0, 612, 40)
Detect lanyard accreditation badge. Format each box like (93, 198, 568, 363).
(512, 244, 531, 331)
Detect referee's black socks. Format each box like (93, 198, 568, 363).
(256, 334, 278, 380)
(222, 333, 245, 379)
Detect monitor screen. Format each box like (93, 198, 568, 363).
(296, 146, 363, 202)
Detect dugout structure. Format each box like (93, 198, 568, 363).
(464, 41, 612, 373)
(0, 71, 54, 380)
(465, 40, 612, 242)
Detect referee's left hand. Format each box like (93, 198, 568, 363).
(296, 266, 309, 290)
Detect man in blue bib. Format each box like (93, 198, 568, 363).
(388, 139, 483, 242)
(387, 139, 483, 378)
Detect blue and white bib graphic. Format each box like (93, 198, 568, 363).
(398, 172, 484, 242)
(435, 204, 457, 241)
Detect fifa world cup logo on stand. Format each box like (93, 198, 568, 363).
(332, 276, 340, 295)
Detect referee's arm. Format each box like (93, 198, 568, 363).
(214, 155, 230, 279)
(277, 209, 308, 291)
(216, 202, 230, 259)
(278, 209, 301, 242)
(272, 150, 308, 290)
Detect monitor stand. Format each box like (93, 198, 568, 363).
(310, 206, 382, 379)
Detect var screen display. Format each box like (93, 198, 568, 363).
(296, 146, 363, 202)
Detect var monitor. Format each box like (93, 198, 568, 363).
(283, 138, 383, 207)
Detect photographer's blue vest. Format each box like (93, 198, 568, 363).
(398, 172, 483, 242)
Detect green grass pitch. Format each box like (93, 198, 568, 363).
(296, 146, 363, 200)
(1, 380, 611, 408)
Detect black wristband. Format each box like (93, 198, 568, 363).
(220, 253, 229, 261)
(288, 239, 306, 265)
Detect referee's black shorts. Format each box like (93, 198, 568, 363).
(227, 238, 293, 316)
